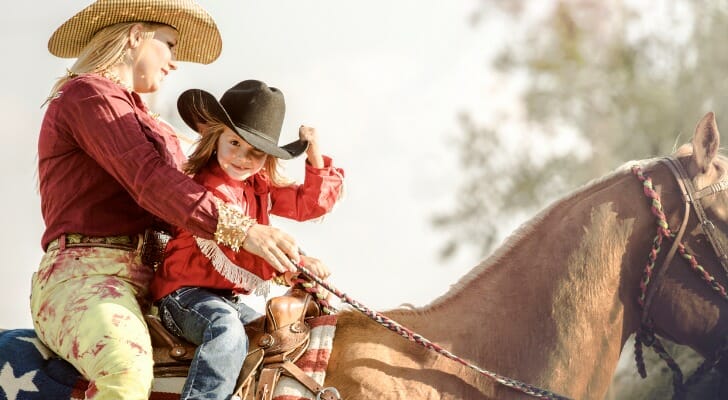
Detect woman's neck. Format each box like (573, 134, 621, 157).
(99, 64, 133, 92)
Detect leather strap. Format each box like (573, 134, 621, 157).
(233, 348, 264, 399)
(641, 156, 728, 324)
(664, 157, 728, 275)
(256, 360, 340, 400)
(255, 367, 282, 400)
(640, 158, 693, 323)
(279, 360, 324, 394)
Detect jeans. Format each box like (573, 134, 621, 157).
(158, 287, 262, 400)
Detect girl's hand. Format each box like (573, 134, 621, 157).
(298, 256, 335, 303)
(299, 125, 323, 168)
(299, 255, 331, 280)
(242, 224, 299, 273)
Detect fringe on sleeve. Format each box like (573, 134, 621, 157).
(195, 237, 271, 297)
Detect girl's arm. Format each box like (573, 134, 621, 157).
(269, 155, 344, 221)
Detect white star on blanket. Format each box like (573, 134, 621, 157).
(0, 362, 38, 399)
(0, 329, 80, 400)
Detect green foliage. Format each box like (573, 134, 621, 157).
(436, 0, 728, 397)
(435, 0, 728, 260)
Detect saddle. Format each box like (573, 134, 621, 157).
(146, 288, 339, 399)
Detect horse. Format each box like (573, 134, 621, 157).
(2, 112, 728, 400)
(323, 112, 728, 399)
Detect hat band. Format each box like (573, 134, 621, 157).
(233, 122, 277, 143)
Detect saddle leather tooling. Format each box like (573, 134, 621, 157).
(146, 288, 339, 399)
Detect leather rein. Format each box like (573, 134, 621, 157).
(295, 265, 572, 399)
(633, 156, 728, 396)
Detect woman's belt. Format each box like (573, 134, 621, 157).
(46, 233, 140, 252)
(46, 229, 172, 269)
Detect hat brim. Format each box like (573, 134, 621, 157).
(48, 0, 222, 64)
(178, 89, 308, 160)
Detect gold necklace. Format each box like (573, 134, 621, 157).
(96, 70, 160, 120)
(98, 69, 133, 93)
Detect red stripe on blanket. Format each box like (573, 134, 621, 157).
(295, 348, 332, 372)
(70, 380, 86, 399)
(272, 314, 337, 400)
(307, 314, 337, 328)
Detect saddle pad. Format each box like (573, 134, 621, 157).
(0, 328, 183, 400)
(272, 314, 337, 400)
(0, 315, 338, 400)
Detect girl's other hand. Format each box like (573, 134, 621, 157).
(299, 125, 323, 168)
(300, 255, 330, 280)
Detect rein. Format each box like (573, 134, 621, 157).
(632, 157, 728, 397)
(293, 266, 572, 400)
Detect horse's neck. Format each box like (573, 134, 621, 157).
(410, 170, 655, 398)
(327, 169, 662, 399)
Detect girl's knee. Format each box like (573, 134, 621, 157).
(209, 314, 246, 337)
(207, 315, 248, 353)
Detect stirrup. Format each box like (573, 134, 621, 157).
(316, 387, 341, 400)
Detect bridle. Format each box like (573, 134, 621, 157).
(632, 156, 728, 397)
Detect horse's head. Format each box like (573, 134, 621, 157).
(646, 112, 728, 364)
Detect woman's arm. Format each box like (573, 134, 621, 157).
(60, 78, 300, 269)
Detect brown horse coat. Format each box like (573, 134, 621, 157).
(323, 112, 728, 399)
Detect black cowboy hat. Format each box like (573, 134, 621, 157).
(177, 80, 308, 159)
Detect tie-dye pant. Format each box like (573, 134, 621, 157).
(30, 244, 154, 400)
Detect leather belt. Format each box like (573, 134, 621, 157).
(46, 229, 172, 269)
(46, 233, 141, 252)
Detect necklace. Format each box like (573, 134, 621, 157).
(96, 70, 159, 120)
(98, 69, 133, 93)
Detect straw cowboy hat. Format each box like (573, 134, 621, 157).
(178, 80, 308, 160)
(48, 0, 222, 64)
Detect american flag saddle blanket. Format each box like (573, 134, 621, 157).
(0, 314, 337, 400)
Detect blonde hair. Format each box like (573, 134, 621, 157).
(184, 108, 292, 187)
(46, 22, 162, 102)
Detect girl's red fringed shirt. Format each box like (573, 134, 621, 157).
(150, 157, 344, 301)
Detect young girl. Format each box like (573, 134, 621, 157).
(149, 79, 344, 399)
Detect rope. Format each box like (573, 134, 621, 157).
(292, 265, 572, 400)
(631, 165, 728, 396)
(290, 276, 337, 315)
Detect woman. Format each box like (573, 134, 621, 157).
(31, 1, 304, 399)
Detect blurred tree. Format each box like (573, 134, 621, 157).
(436, 0, 728, 259)
(436, 0, 728, 398)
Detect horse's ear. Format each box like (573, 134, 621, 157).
(691, 111, 720, 173)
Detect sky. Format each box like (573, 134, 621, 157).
(0, 1, 515, 328)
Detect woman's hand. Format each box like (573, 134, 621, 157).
(241, 224, 299, 273)
(299, 255, 330, 280)
(299, 125, 323, 168)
